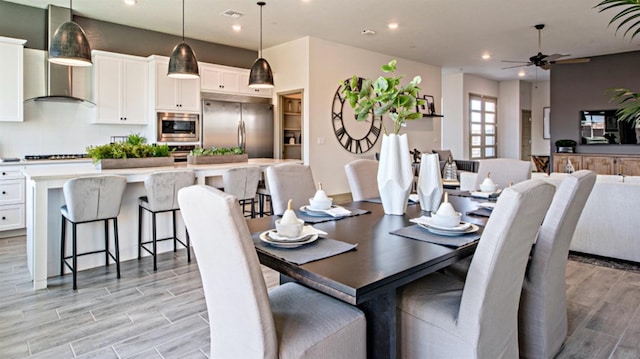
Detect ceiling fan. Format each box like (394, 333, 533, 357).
(502, 24, 590, 70)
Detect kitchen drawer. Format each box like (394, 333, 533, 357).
(0, 168, 23, 179)
(0, 204, 25, 231)
(0, 179, 25, 205)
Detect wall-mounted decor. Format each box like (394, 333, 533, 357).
(417, 95, 435, 116)
(543, 107, 551, 139)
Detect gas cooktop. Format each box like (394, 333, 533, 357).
(24, 154, 88, 161)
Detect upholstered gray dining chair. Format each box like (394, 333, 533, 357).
(60, 175, 127, 290)
(138, 170, 195, 271)
(473, 158, 532, 190)
(265, 163, 316, 215)
(222, 166, 262, 218)
(344, 159, 379, 201)
(178, 185, 366, 358)
(397, 179, 555, 358)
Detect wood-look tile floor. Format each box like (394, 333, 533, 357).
(2, 233, 639, 358)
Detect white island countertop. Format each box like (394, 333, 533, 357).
(23, 158, 301, 290)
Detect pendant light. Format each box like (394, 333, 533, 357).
(48, 0, 92, 67)
(168, 0, 199, 79)
(248, 1, 274, 88)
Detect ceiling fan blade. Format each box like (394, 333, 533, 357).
(543, 53, 570, 61)
(502, 63, 533, 70)
(540, 63, 552, 70)
(501, 60, 531, 63)
(554, 57, 591, 64)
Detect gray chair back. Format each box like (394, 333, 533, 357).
(519, 170, 596, 358)
(178, 185, 277, 358)
(143, 170, 195, 212)
(63, 175, 127, 222)
(222, 166, 261, 201)
(345, 159, 379, 201)
(474, 158, 532, 190)
(458, 179, 555, 357)
(266, 163, 316, 215)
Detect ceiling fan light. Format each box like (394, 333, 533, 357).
(168, 42, 200, 79)
(48, 21, 92, 67)
(249, 57, 274, 88)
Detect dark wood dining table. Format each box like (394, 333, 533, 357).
(247, 195, 489, 359)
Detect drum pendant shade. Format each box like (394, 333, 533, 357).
(168, 0, 199, 79)
(48, 1, 92, 67)
(248, 2, 274, 88)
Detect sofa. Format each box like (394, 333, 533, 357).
(532, 172, 640, 263)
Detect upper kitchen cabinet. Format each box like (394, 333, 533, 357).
(0, 37, 27, 122)
(92, 51, 148, 125)
(149, 55, 200, 113)
(200, 63, 272, 98)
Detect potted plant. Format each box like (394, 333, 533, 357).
(187, 146, 248, 165)
(555, 139, 577, 153)
(341, 60, 425, 214)
(86, 133, 174, 169)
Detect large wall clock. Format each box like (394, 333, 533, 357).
(332, 78, 383, 154)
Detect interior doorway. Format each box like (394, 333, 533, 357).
(279, 91, 303, 160)
(521, 110, 532, 161)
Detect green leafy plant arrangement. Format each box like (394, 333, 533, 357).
(189, 146, 245, 156)
(340, 60, 425, 135)
(86, 133, 172, 163)
(606, 87, 640, 126)
(594, 0, 640, 40)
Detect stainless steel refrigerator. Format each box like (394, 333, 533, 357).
(201, 99, 274, 158)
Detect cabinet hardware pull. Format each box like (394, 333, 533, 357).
(1, 217, 5, 220)
(2, 191, 5, 194)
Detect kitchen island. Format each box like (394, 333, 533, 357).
(23, 158, 300, 289)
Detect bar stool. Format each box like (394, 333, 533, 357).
(222, 167, 261, 218)
(60, 175, 127, 290)
(138, 170, 195, 271)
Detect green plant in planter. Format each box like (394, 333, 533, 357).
(340, 60, 425, 135)
(189, 146, 245, 156)
(86, 133, 172, 163)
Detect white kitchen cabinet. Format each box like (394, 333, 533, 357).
(0, 36, 26, 122)
(92, 51, 149, 125)
(149, 55, 200, 113)
(200, 63, 241, 93)
(238, 72, 273, 98)
(0, 166, 25, 232)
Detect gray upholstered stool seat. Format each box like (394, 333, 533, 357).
(60, 175, 127, 290)
(221, 166, 261, 218)
(138, 170, 195, 271)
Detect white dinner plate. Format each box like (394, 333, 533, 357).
(300, 205, 339, 217)
(410, 216, 471, 232)
(259, 230, 319, 248)
(417, 223, 480, 237)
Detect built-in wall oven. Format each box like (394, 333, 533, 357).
(157, 112, 200, 143)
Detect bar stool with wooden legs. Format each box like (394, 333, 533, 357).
(60, 175, 127, 290)
(138, 170, 195, 271)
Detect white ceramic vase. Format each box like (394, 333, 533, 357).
(377, 133, 413, 215)
(417, 153, 443, 212)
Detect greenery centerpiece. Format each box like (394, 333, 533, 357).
(340, 60, 425, 215)
(86, 133, 174, 169)
(187, 146, 248, 165)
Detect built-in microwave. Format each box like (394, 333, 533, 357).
(157, 112, 200, 143)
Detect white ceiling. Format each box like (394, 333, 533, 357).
(6, 0, 640, 81)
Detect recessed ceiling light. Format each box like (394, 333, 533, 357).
(388, 23, 399, 30)
(518, 70, 526, 77)
(232, 25, 242, 32)
(482, 53, 491, 60)
(123, 0, 137, 5)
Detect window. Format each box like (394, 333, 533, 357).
(469, 94, 497, 159)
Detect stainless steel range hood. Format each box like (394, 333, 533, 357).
(25, 5, 94, 105)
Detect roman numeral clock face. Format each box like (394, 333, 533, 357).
(332, 78, 383, 154)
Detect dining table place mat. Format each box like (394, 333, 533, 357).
(446, 189, 471, 197)
(467, 207, 493, 217)
(252, 233, 357, 265)
(362, 197, 420, 205)
(291, 207, 371, 224)
(390, 224, 480, 248)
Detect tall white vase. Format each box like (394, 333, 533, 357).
(377, 133, 413, 215)
(417, 153, 443, 212)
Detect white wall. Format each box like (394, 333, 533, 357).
(265, 37, 442, 195)
(498, 80, 520, 158)
(531, 81, 550, 155)
(442, 73, 464, 159)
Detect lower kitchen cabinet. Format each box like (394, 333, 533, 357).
(0, 167, 25, 232)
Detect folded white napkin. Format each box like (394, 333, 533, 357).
(270, 225, 328, 241)
(325, 206, 352, 217)
(471, 189, 502, 199)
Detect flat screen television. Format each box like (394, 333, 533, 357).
(580, 110, 640, 145)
